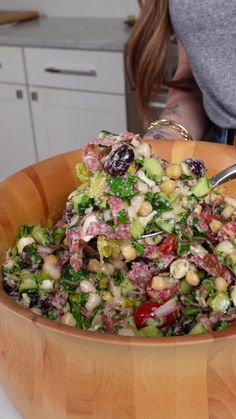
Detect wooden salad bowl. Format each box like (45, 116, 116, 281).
(1, 140, 236, 419)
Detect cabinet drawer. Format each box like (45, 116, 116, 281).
(0, 46, 26, 84)
(25, 48, 125, 94)
(30, 86, 127, 160)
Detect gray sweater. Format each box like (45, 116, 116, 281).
(169, 0, 236, 128)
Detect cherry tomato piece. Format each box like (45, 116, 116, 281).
(134, 301, 161, 329)
(134, 300, 178, 329)
(159, 234, 178, 254)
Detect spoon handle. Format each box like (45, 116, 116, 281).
(140, 231, 163, 239)
(210, 164, 236, 189)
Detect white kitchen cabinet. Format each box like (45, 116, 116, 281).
(24, 47, 127, 159)
(24, 48, 125, 95)
(0, 46, 36, 180)
(29, 86, 127, 160)
(0, 45, 127, 172)
(0, 46, 26, 84)
(0, 83, 36, 180)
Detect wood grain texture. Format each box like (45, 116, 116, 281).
(0, 11, 39, 25)
(1, 141, 236, 418)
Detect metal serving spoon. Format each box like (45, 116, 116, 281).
(140, 164, 236, 240)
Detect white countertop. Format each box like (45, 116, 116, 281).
(0, 17, 131, 51)
(0, 386, 22, 419)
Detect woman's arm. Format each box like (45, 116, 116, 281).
(144, 42, 210, 140)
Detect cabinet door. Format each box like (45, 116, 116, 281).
(0, 83, 36, 180)
(30, 87, 127, 160)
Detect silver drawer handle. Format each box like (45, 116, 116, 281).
(44, 66, 97, 77)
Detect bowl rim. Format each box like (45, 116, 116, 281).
(1, 140, 236, 347)
(1, 278, 236, 347)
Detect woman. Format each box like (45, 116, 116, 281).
(126, 0, 236, 144)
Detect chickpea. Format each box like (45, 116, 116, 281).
(185, 271, 200, 287)
(214, 276, 228, 292)
(160, 179, 176, 195)
(165, 164, 182, 180)
(138, 201, 153, 217)
(121, 242, 137, 261)
(87, 258, 101, 273)
(151, 275, 167, 291)
(222, 205, 234, 219)
(101, 263, 115, 276)
(209, 219, 223, 233)
(227, 251, 236, 264)
(44, 254, 58, 265)
(61, 312, 77, 327)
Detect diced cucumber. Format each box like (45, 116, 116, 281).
(188, 323, 209, 335)
(143, 157, 163, 181)
(17, 236, 35, 254)
(155, 218, 175, 234)
(208, 292, 231, 313)
(180, 279, 192, 294)
(192, 177, 211, 198)
(131, 218, 144, 239)
(136, 325, 163, 337)
(32, 226, 50, 246)
(19, 277, 37, 293)
(72, 193, 92, 214)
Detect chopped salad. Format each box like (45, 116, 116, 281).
(3, 131, 236, 337)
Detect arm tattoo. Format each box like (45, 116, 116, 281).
(143, 104, 183, 139)
(144, 128, 174, 140)
(162, 104, 181, 119)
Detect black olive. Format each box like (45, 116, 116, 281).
(63, 202, 75, 224)
(2, 279, 16, 296)
(28, 290, 41, 308)
(183, 158, 206, 178)
(104, 144, 135, 177)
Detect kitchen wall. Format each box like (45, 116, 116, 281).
(0, 0, 139, 18)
